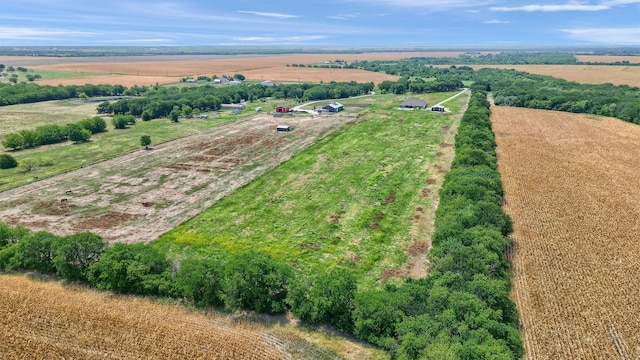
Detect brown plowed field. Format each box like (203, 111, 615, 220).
(0, 112, 354, 243)
(492, 106, 640, 359)
(13, 52, 460, 86)
(0, 274, 352, 359)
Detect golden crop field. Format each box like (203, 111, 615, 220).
(462, 64, 640, 87)
(1, 274, 378, 360)
(21, 51, 458, 86)
(491, 106, 640, 359)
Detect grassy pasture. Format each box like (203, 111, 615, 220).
(0, 114, 234, 192)
(155, 91, 468, 287)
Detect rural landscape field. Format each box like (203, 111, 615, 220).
(1, 42, 639, 359)
(492, 106, 640, 359)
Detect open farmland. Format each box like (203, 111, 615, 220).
(155, 90, 469, 285)
(0, 111, 356, 243)
(575, 55, 640, 63)
(1, 52, 462, 86)
(491, 106, 640, 359)
(437, 64, 640, 87)
(0, 274, 385, 359)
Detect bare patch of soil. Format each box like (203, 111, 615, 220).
(0, 112, 354, 243)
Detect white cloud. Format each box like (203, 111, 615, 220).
(340, 0, 497, 12)
(485, 19, 511, 23)
(491, 4, 609, 12)
(233, 35, 327, 42)
(562, 27, 640, 44)
(237, 10, 298, 19)
(491, 0, 640, 12)
(0, 26, 94, 40)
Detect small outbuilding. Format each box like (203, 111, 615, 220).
(275, 105, 290, 113)
(277, 125, 291, 132)
(322, 102, 344, 112)
(221, 103, 246, 111)
(399, 98, 427, 109)
(431, 105, 446, 112)
(260, 81, 275, 87)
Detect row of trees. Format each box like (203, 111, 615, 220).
(97, 81, 375, 121)
(0, 222, 355, 329)
(477, 68, 640, 124)
(348, 84, 523, 358)
(2, 116, 107, 150)
(0, 83, 137, 106)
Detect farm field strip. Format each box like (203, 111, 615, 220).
(156, 91, 469, 285)
(8, 52, 460, 86)
(435, 64, 640, 87)
(0, 274, 358, 359)
(0, 111, 359, 243)
(491, 106, 640, 359)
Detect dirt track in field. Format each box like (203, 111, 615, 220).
(0, 112, 355, 243)
(492, 105, 640, 359)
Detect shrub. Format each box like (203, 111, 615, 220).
(0, 154, 18, 169)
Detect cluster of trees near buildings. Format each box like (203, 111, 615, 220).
(97, 81, 375, 120)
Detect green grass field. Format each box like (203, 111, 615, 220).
(155, 91, 468, 287)
(0, 116, 234, 191)
(0, 69, 100, 84)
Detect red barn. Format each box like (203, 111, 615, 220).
(275, 106, 290, 113)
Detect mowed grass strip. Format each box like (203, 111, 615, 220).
(0, 116, 233, 192)
(156, 92, 467, 287)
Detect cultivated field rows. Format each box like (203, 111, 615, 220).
(0, 274, 349, 359)
(0, 112, 354, 243)
(492, 106, 640, 359)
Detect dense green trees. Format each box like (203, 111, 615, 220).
(0, 154, 18, 169)
(1, 116, 107, 150)
(477, 68, 640, 124)
(0, 83, 132, 106)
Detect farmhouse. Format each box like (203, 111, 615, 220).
(399, 98, 427, 109)
(431, 105, 445, 112)
(322, 102, 344, 112)
(275, 105, 290, 113)
(276, 125, 291, 132)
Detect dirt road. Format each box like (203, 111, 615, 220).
(0, 112, 354, 243)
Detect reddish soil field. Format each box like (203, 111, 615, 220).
(492, 105, 640, 359)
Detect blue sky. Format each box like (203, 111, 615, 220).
(1, 0, 639, 47)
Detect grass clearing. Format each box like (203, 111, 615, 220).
(155, 91, 469, 287)
(0, 115, 233, 191)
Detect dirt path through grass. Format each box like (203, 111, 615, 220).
(0, 112, 353, 243)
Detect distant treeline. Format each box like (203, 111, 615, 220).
(98, 81, 375, 120)
(354, 57, 639, 124)
(0, 82, 141, 106)
(476, 68, 640, 124)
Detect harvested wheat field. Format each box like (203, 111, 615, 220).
(576, 55, 640, 64)
(491, 106, 640, 359)
(453, 64, 640, 87)
(0, 275, 308, 359)
(20, 52, 456, 86)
